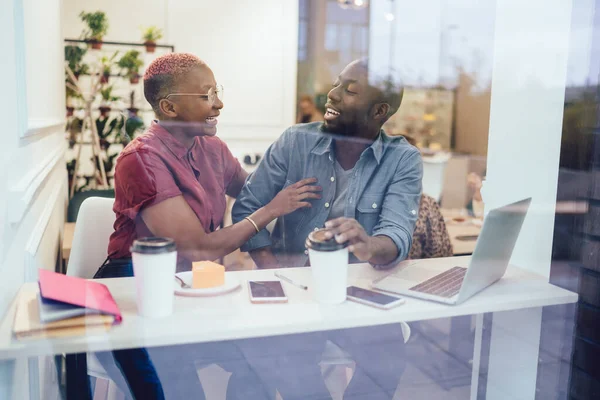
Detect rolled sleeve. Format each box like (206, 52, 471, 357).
(372, 148, 423, 268)
(114, 150, 182, 221)
(232, 129, 294, 252)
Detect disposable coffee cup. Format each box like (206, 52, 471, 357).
(306, 229, 349, 305)
(131, 237, 177, 318)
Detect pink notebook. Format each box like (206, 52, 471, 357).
(38, 269, 122, 323)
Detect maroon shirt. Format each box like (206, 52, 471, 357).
(107, 121, 242, 262)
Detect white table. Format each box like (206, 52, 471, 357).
(0, 257, 577, 400)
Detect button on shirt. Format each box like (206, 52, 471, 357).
(232, 122, 423, 267)
(108, 121, 242, 261)
(328, 160, 354, 221)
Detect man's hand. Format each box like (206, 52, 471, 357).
(324, 217, 373, 261)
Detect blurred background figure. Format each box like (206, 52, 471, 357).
(403, 134, 453, 259)
(409, 195, 453, 260)
(297, 94, 323, 123)
(466, 172, 485, 217)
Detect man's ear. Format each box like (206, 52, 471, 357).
(371, 102, 390, 122)
(159, 98, 178, 118)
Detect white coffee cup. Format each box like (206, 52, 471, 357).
(306, 229, 349, 305)
(131, 237, 177, 318)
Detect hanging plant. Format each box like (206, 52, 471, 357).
(141, 26, 163, 53)
(79, 11, 109, 50)
(117, 50, 144, 84)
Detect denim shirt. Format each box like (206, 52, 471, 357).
(232, 122, 423, 268)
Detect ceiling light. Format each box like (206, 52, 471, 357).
(337, 0, 369, 10)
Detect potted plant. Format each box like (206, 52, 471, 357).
(141, 26, 163, 53)
(96, 115, 124, 151)
(65, 45, 87, 76)
(65, 87, 82, 116)
(98, 85, 119, 117)
(73, 63, 89, 80)
(117, 50, 144, 84)
(66, 159, 77, 193)
(66, 115, 84, 146)
(100, 52, 118, 84)
(79, 11, 109, 50)
(127, 91, 139, 116)
(123, 116, 145, 145)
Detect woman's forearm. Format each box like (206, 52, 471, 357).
(180, 205, 276, 262)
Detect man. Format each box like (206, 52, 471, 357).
(232, 59, 422, 399)
(233, 59, 422, 270)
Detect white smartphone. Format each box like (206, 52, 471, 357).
(346, 286, 405, 310)
(248, 280, 288, 304)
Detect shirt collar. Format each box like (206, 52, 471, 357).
(310, 129, 386, 165)
(150, 120, 190, 159)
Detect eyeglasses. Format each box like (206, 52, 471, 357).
(164, 84, 224, 105)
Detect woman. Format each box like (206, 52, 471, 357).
(409, 194, 453, 259)
(81, 53, 322, 400)
(401, 135, 452, 259)
(296, 94, 323, 123)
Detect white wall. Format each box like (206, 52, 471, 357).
(0, 0, 67, 398)
(62, 0, 167, 43)
(485, 0, 573, 278)
(62, 0, 299, 157)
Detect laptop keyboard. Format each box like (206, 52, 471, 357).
(409, 267, 467, 298)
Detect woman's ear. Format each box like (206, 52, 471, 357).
(159, 98, 178, 118)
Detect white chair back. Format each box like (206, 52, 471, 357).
(66, 197, 115, 278)
(422, 153, 451, 202)
(65, 197, 131, 398)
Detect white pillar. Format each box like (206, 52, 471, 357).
(484, 0, 573, 278)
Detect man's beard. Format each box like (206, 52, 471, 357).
(321, 115, 368, 138)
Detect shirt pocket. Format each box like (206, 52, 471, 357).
(281, 179, 308, 233)
(356, 193, 384, 235)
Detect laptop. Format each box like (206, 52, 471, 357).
(371, 198, 532, 305)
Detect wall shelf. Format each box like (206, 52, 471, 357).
(64, 38, 175, 52)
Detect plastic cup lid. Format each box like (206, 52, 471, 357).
(305, 229, 349, 252)
(130, 237, 176, 254)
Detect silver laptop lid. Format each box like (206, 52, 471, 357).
(456, 197, 531, 303)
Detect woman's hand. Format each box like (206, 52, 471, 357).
(266, 178, 322, 218)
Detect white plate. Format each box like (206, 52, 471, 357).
(174, 272, 241, 297)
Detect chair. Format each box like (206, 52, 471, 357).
(66, 197, 130, 399)
(422, 152, 452, 202)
